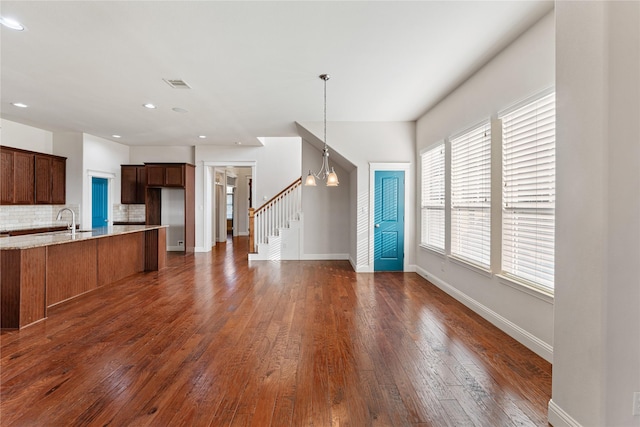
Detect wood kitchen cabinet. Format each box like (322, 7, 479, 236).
(35, 153, 66, 204)
(1, 147, 65, 205)
(144, 163, 195, 252)
(146, 164, 185, 187)
(121, 165, 146, 204)
(1, 147, 35, 205)
(51, 156, 66, 204)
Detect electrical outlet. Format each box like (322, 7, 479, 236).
(178, 240, 184, 247)
(633, 392, 640, 416)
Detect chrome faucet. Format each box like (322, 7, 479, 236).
(56, 208, 76, 237)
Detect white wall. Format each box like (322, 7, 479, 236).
(129, 146, 194, 164)
(82, 133, 130, 228)
(301, 140, 350, 258)
(0, 119, 53, 153)
(298, 122, 415, 271)
(550, 2, 640, 427)
(415, 12, 555, 361)
(194, 137, 301, 251)
(232, 167, 252, 236)
(162, 188, 185, 250)
(53, 132, 84, 207)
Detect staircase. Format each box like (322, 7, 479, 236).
(248, 177, 302, 261)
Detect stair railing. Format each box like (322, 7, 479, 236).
(249, 177, 302, 253)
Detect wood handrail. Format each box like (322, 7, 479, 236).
(253, 177, 302, 215)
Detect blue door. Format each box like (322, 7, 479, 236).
(374, 171, 404, 271)
(92, 177, 109, 228)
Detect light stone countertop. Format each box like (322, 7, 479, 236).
(0, 225, 168, 250)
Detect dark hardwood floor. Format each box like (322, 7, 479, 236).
(1, 236, 551, 426)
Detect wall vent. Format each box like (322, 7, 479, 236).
(163, 79, 191, 89)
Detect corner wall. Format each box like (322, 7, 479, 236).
(301, 140, 350, 259)
(550, 2, 640, 426)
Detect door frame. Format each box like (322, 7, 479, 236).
(84, 170, 115, 229)
(91, 176, 109, 228)
(368, 162, 410, 271)
(202, 161, 256, 251)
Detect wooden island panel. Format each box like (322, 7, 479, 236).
(0, 247, 46, 329)
(1, 226, 167, 329)
(46, 240, 97, 308)
(144, 227, 166, 271)
(97, 232, 144, 286)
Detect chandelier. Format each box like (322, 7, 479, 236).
(305, 74, 339, 187)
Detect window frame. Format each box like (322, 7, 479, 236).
(449, 119, 492, 271)
(499, 90, 556, 292)
(420, 142, 446, 253)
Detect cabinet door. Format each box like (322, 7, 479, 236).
(146, 165, 165, 187)
(1, 149, 14, 204)
(121, 166, 138, 204)
(164, 165, 185, 187)
(14, 151, 34, 204)
(51, 157, 66, 204)
(35, 155, 52, 204)
(135, 166, 147, 203)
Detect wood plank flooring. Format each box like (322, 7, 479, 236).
(1, 236, 551, 426)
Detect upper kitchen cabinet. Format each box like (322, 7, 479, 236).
(146, 164, 186, 188)
(1, 147, 66, 205)
(121, 165, 146, 204)
(35, 154, 66, 204)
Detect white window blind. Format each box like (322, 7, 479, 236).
(421, 144, 445, 251)
(451, 121, 491, 269)
(501, 92, 555, 290)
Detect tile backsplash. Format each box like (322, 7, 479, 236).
(0, 204, 80, 231)
(112, 204, 145, 223)
(0, 203, 145, 231)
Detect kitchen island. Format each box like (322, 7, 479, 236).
(0, 225, 167, 330)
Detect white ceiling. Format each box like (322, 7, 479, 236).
(0, 1, 553, 147)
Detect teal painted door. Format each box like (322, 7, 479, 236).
(92, 177, 109, 228)
(374, 171, 405, 271)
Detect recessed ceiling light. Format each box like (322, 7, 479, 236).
(198, 135, 207, 139)
(11, 102, 28, 108)
(0, 17, 26, 31)
(142, 103, 157, 109)
(112, 135, 122, 138)
(172, 107, 188, 113)
(235, 141, 242, 145)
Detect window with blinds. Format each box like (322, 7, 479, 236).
(450, 121, 491, 269)
(501, 92, 555, 290)
(421, 144, 445, 251)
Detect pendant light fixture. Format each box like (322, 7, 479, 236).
(305, 74, 339, 187)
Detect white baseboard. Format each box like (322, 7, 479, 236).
(405, 263, 417, 273)
(300, 253, 350, 261)
(167, 246, 184, 252)
(548, 399, 582, 427)
(415, 266, 553, 363)
(237, 231, 248, 236)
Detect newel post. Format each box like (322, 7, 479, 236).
(248, 208, 255, 253)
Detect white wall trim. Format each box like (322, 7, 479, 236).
(300, 253, 350, 261)
(201, 161, 256, 251)
(368, 162, 411, 270)
(548, 400, 583, 427)
(415, 265, 553, 363)
(194, 246, 210, 253)
(86, 170, 117, 227)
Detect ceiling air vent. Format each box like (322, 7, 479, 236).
(163, 79, 191, 89)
